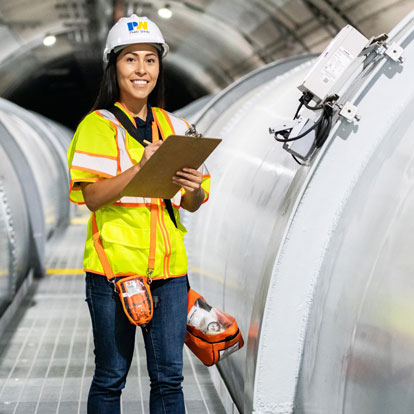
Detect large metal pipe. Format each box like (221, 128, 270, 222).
(183, 54, 314, 413)
(0, 98, 71, 315)
(0, 140, 30, 314)
(183, 11, 414, 414)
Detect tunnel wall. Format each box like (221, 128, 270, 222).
(1, 11, 413, 412)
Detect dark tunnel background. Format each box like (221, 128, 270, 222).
(5, 57, 208, 130)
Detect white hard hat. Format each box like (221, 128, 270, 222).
(103, 15, 169, 63)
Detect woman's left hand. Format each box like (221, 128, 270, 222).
(172, 168, 202, 192)
(173, 168, 205, 212)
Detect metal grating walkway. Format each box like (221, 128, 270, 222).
(0, 206, 227, 413)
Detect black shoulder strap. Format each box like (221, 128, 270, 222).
(107, 105, 146, 147)
(106, 105, 178, 228)
(164, 200, 177, 228)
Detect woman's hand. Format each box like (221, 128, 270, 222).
(139, 140, 163, 168)
(173, 168, 205, 212)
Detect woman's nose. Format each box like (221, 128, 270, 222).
(135, 60, 146, 75)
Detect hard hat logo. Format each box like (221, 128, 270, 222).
(127, 21, 149, 32)
(103, 14, 169, 63)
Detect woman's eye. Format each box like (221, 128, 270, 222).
(127, 57, 135, 62)
(147, 58, 156, 63)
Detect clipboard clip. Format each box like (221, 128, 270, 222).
(185, 124, 203, 138)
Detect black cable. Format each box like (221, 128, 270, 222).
(303, 100, 324, 111)
(315, 106, 333, 148)
(293, 101, 303, 119)
(274, 111, 324, 142)
(273, 94, 334, 161)
(291, 154, 305, 165)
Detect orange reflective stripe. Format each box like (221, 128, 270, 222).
(147, 128, 171, 277)
(182, 118, 190, 129)
(68, 178, 102, 204)
(83, 268, 136, 277)
(203, 189, 210, 203)
(148, 199, 158, 273)
(158, 208, 172, 278)
(152, 121, 159, 142)
(92, 213, 115, 280)
(112, 202, 151, 207)
(146, 130, 159, 276)
(146, 273, 187, 281)
(157, 207, 169, 276)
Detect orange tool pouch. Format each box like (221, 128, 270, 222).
(185, 289, 244, 366)
(115, 275, 153, 326)
(91, 198, 159, 327)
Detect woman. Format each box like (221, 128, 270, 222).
(67, 15, 210, 414)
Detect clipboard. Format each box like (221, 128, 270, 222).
(122, 135, 222, 199)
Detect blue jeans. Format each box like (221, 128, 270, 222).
(85, 273, 188, 414)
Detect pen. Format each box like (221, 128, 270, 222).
(143, 139, 152, 146)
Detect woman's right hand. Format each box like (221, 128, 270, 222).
(80, 141, 163, 212)
(139, 140, 163, 168)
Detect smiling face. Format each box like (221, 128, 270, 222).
(116, 43, 160, 108)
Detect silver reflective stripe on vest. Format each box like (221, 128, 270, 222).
(71, 151, 117, 177)
(117, 195, 152, 205)
(166, 111, 189, 136)
(98, 109, 132, 172)
(170, 190, 182, 208)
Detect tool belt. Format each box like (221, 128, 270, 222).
(185, 289, 244, 366)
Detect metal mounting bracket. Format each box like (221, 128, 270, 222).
(339, 102, 360, 122)
(385, 42, 404, 63)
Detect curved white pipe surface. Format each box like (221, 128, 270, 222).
(183, 11, 414, 414)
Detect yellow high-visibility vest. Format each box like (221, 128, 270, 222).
(67, 102, 210, 279)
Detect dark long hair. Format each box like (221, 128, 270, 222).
(90, 48, 165, 113)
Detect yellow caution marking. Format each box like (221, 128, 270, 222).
(46, 269, 84, 275)
(71, 215, 90, 225)
(189, 267, 242, 292)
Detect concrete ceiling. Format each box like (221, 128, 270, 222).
(0, 0, 412, 127)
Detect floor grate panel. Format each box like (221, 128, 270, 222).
(0, 207, 227, 413)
